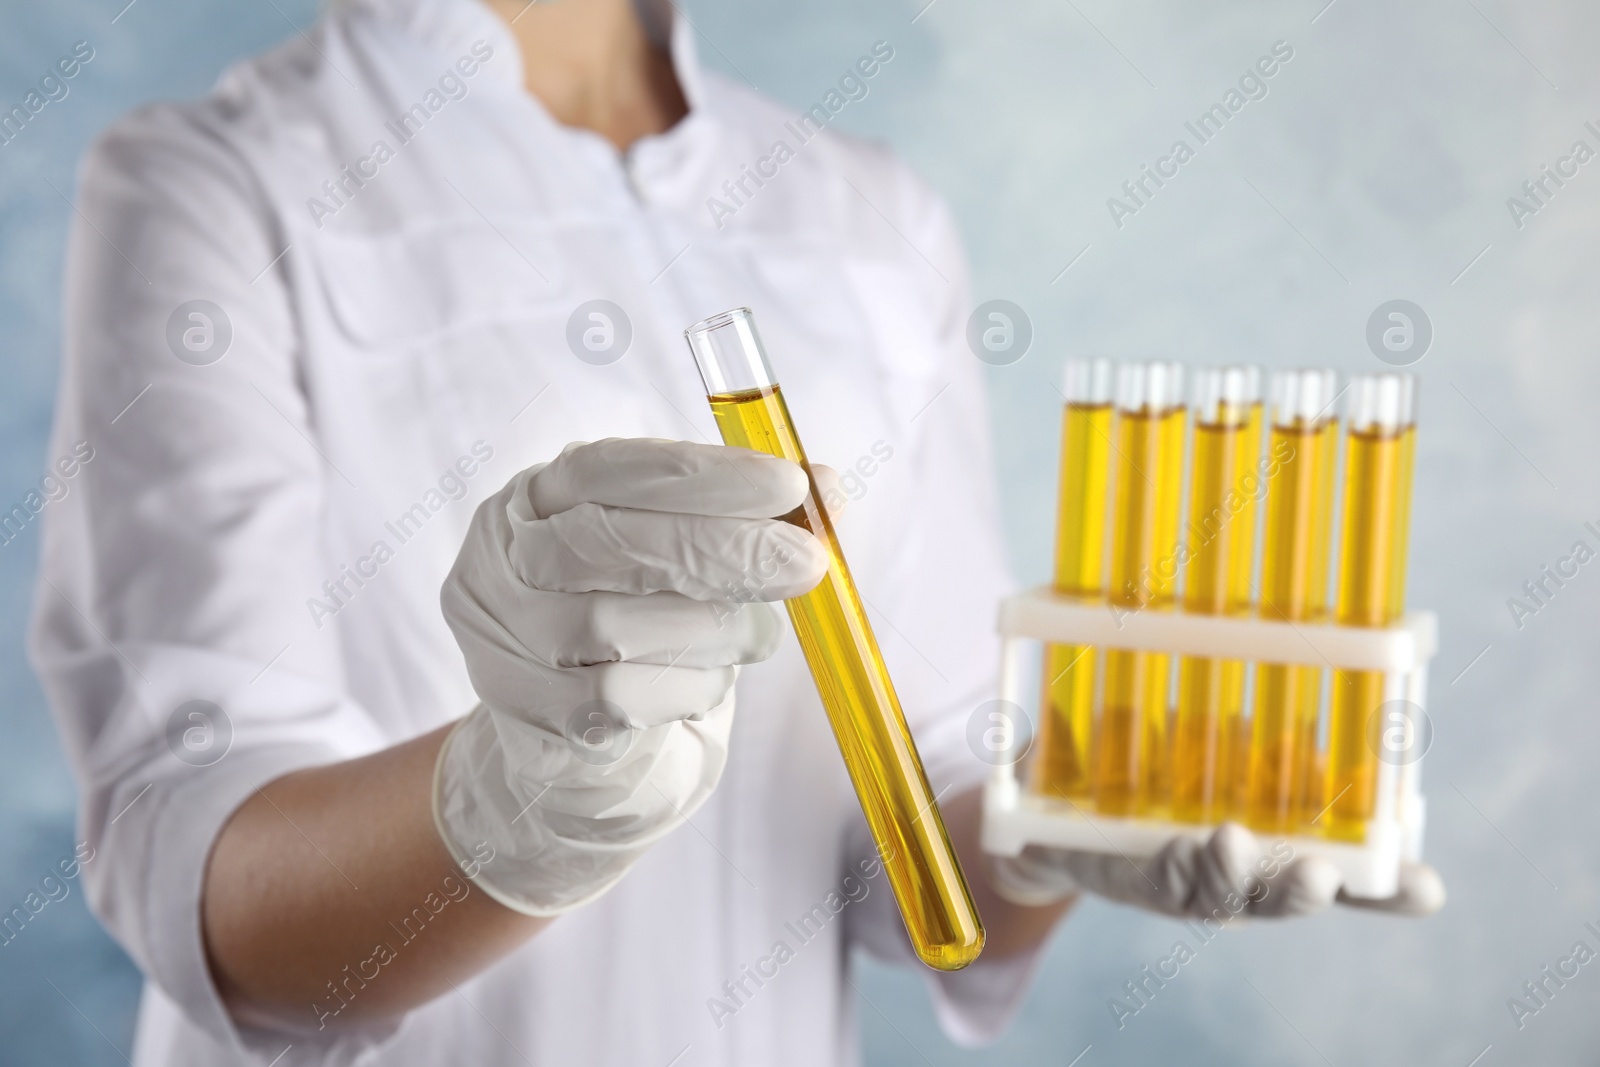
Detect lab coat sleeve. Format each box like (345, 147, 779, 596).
(843, 175, 1049, 1045)
(29, 102, 398, 1060)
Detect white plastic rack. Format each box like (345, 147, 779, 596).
(980, 586, 1437, 899)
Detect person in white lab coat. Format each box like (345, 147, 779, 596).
(30, 0, 1441, 1064)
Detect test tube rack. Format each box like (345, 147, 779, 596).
(980, 588, 1436, 899)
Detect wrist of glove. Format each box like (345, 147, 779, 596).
(433, 440, 825, 916)
(989, 822, 1445, 920)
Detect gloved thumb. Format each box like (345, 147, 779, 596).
(810, 464, 845, 520)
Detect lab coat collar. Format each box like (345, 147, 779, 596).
(346, 0, 708, 112)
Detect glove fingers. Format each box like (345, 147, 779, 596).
(486, 588, 784, 669)
(513, 503, 827, 600)
(1059, 846, 1191, 916)
(988, 851, 1079, 907)
(1249, 855, 1341, 917)
(1192, 823, 1265, 915)
(535, 702, 736, 831)
(462, 635, 736, 736)
(529, 438, 809, 519)
(575, 660, 739, 731)
(1337, 861, 1446, 915)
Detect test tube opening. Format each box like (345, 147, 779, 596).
(1346, 372, 1417, 434)
(684, 307, 777, 396)
(1063, 358, 1115, 405)
(1269, 368, 1339, 428)
(1115, 360, 1185, 414)
(1193, 365, 1261, 426)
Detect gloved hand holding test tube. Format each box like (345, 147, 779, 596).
(684, 307, 986, 971)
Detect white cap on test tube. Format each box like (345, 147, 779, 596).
(1268, 368, 1339, 428)
(1192, 365, 1261, 426)
(1346, 372, 1416, 434)
(1062, 358, 1113, 405)
(1115, 361, 1185, 413)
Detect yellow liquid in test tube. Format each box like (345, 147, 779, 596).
(1245, 370, 1338, 835)
(1387, 420, 1416, 620)
(1323, 376, 1414, 842)
(1297, 416, 1340, 821)
(1096, 363, 1185, 818)
(708, 384, 983, 970)
(1172, 372, 1260, 824)
(1031, 375, 1112, 800)
(1228, 400, 1265, 613)
(1223, 399, 1265, 814)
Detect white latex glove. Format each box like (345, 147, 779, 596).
(990, 823, 1445, 920)
(434, 438, 827, 915)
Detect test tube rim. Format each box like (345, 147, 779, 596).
(685, 306, 754, 337)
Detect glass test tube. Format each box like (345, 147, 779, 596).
(1030, 359, 1114, 800)
(1322, 375, 1415, 842)
(1387, 375, 1418, 620)
(1384, 376, 1419, 826)
(1245, 369, 1339, 834)
(1171, 367, 1261, 824)
(1094, 362, 1186, 818)
(683, 308, 983, 971)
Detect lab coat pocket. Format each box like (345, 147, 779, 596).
(308, 219, 571, 353)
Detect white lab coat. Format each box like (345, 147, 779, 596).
(30, 0, 1042, 1063)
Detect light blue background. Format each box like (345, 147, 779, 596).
(4, 0, 1599, 1063)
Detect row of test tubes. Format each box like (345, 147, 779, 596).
(1027, 361, 1417, 843)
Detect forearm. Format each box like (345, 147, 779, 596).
(202, 722, 550, 1033)
(943, 787, 1074, 958)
